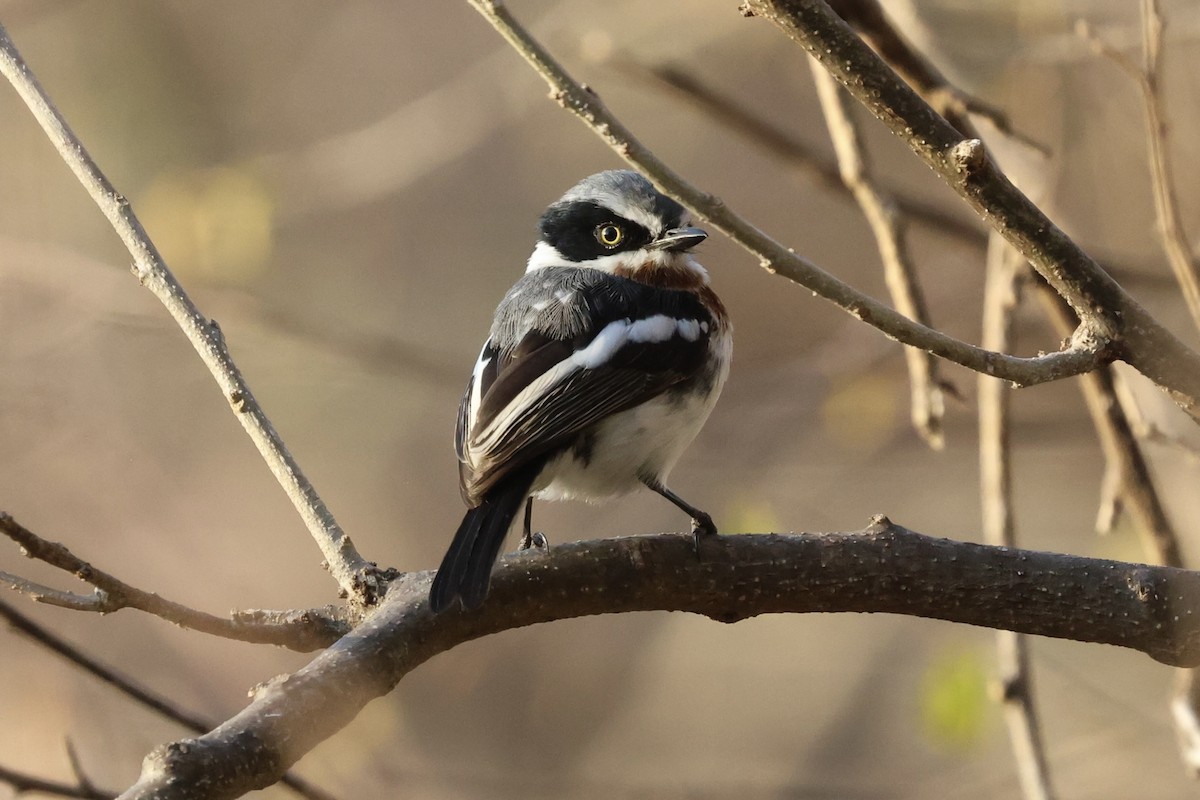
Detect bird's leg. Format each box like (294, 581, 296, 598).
(641, 478, 718, 552)
(517, 497, 548, 550)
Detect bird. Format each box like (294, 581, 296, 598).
(429, 170, 732, 613)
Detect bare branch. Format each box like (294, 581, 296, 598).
(810, 60, 946, 449)
(740, 0, 1200, 419)
(118, 520, 1200, 798)
(0, 513, 348, 651)
(1077, 2, 1200, 334)
(465, 0, 1107, 387)
(0, 23, 380, 605)
(979, 237, 1057, 800)
(0, 600, 341, 800)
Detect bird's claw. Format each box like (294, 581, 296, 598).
(519, 531, 549, 551)
(691, 514, 718, 557)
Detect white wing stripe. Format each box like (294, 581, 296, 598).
(466, 345, 491, 434)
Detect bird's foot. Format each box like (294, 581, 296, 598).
(691, 514, 718, 557)
(519, 530, 549, 551)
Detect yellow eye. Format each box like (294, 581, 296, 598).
(595, 223, 624, 248)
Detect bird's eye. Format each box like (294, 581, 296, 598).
(595, 223, 624, 248)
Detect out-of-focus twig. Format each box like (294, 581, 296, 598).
(0, 23, 381, 606)
(1117, 385, 1200, 463)
(0, 513, 348, 650)
(1077, 1, 1200, 334)
(810, 59, 946, 449)
(0, 757, 113, 800)
(979, 237, 1057, 800)
(0, 599, 341, 800)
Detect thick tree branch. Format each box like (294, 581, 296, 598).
(0, 24, 380, 605)
(120, 519, 1200, 798)
(810, 60, 946, 449)
(0, 514, 348, 651)
(742, 0, 1200, 419)
(465, 0, 1109, 389)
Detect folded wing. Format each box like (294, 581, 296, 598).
(456, 268, 714, 505)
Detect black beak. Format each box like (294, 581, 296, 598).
(646, 226, 707, 253)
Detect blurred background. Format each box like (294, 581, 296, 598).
(2, 0, 1200, 796)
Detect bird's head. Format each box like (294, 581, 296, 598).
(527, 170, 708, 282)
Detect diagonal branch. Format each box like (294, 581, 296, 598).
(810, 60, 946, 449)
(466, 0, 1107, 388)
(0, 513, 348, 651)
(0, 758, 112, 800)
(118, 519, 1200, 798)
(0, 24, 380, 605)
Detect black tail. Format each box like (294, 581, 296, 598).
(430, 459, 543, 613)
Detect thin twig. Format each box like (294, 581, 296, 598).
(0, 513, 349, 650)
(810, 60, 946, 449)
(1125, 416, 1200, 464)
(1077, 2, 1200, 334)
(979, 237, 1057, 800)
(0, 599, 341, 800)
(0, 24, 380, 606)
(64, 740, 102, 800)
(465, 0, 1106, 387)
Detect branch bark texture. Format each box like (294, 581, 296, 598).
(121, 520, 1200, 798)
